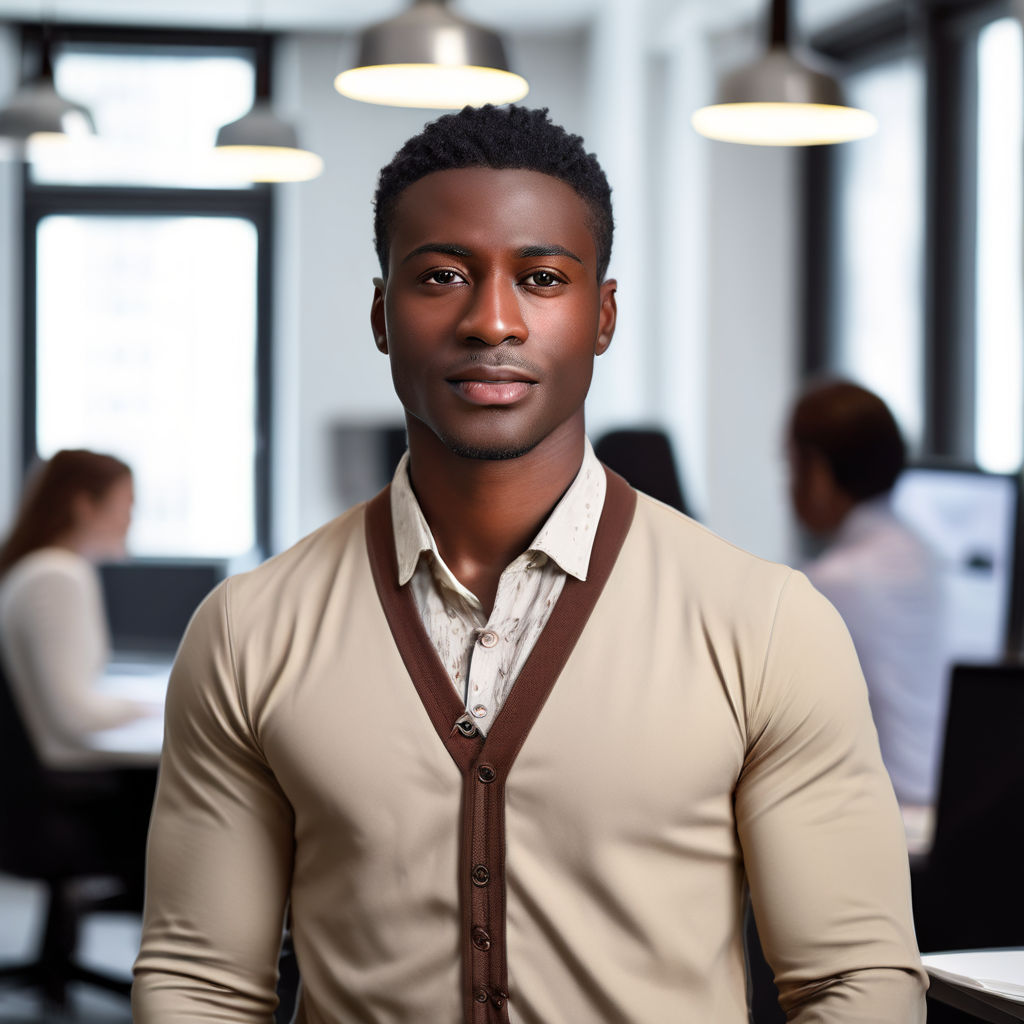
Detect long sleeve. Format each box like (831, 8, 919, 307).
(132, 580, 294, 1023)
(0, 553, 146, 760)
(735, 571, 927, 1022)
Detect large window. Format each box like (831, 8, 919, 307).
(809, 0, 1023, 474)
(21, 27, 273, 563)
(35, 214, 259, 557)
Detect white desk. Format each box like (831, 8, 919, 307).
(922, 949, 1024, 1022)
(88, 656, 173, 763)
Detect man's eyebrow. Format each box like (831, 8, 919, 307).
(401, 243, 473, 264)
(516, 244, 584, 265)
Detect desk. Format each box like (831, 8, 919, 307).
(922, 950, 1024, 1023)
(89, 656, 172, 763)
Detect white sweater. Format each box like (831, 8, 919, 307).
(0, 547, 146, 767)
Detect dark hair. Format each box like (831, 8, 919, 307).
(373, 105, 614, 281)
(0, 449, 132, 577)
(790, 380, 906, 502)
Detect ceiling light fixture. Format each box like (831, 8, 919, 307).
(214, 47, 323, 183)
(0, 32, 95, 144)
(692, 0, 877, 147)
(334, 0, 529, 110)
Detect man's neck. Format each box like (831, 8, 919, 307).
(406, 420, 586, 615)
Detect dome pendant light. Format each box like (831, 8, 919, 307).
(334, 0, 529, 110)
(692, 0, 877, 146)
(214, 49, 323, 183)
(0, 33, 95, 144)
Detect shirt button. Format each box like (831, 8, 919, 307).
(475, 989, 489, 1003)
(471, 864, 490, 887)
(477, 764, 496, 783)
(471, 704, 488, 718)
(471, 927, 491, 951)
(478, 630, 499, 648)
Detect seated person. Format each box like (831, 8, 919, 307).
(0, 448, 160, 768)
(787, 380, 949, 809)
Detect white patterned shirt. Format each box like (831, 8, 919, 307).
(390, 440, 607, 735)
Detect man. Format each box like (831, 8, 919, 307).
(134, 106, 925, 1023)
(788, 380, 949, 809)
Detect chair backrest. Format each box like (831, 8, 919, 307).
(918, 662, 1024, 949)
(594, 428, 690, 516)
(0, 657, 51, 817)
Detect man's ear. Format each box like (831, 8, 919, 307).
(595, 279, 617, 356)
(370, 277, 387, 353)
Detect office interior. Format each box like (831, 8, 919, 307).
(0, 0, 1022, 1021)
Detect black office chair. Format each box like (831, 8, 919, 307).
(0, 659, 151, 1008)
(911, 663, 1024, 1023)
(594, 427, 691, 516)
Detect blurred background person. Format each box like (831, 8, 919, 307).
(0, 449, 159, 768)
(787, 380, 950, 813)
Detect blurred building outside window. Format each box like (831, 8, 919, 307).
(834, 55, 926, 452)
(36, 214, 258, 557)
(975, 15, 1023, 475)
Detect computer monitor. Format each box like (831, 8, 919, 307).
(891, 464, 1022, 662)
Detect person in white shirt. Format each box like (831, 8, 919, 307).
(787, 380, 949, 808)
(0, 449, 158, 767)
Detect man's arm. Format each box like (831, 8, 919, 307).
(735, 571, 927, 1023)
(133, 581, 294, 1023)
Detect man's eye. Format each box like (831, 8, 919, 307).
(425, 269, 460, 285)
(523, 271, 561, 287)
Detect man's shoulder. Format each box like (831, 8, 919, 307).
(628, 489, 794, 591)
(219, 502, 372, 617)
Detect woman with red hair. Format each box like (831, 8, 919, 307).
(0, 449, 157, 766)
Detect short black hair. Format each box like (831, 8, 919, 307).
(790, 380, 906, 501)
(373, 105, 614, 281)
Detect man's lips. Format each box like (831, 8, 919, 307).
(449, 378, 536, 406)
(446, 368, 537, 406)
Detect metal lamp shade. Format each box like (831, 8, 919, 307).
(0, 77, 95, 141)
(214, 102, 323, 183)
(334, 0, 529, 109)
(692, 47, 877, 146)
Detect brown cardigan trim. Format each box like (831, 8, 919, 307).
(365, 468, 637, 1023)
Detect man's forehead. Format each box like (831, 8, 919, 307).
(389, 167, 594, 250)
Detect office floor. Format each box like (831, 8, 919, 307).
(0, 874, 134, 1022)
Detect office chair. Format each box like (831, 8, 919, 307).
(0, 659, 145, 1008)
(593, 428, 691, 516)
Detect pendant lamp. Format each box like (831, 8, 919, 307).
(213, 58, 323, 183)
(0, 34, 95, 143)
(334, 0, 529, 109)
(692, 0, 877, 146)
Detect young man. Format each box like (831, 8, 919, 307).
(133, 107, 926, 1023)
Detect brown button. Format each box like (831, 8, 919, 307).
(478, 630, 499, 648)
(474, 989, 488, 1003)
(471, 926, 491, 951)
(471, 864, 490, 887)
(477, 764, 496, 783)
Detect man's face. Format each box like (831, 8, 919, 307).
(371, 167, 617, 461)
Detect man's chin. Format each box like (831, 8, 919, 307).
(442, 436, 539, 461)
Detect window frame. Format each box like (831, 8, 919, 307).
(17, 23, 275, 561)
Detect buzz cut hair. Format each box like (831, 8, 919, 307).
(373, 105, 614, 281)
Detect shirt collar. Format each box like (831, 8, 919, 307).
(390, 438, 607, 588)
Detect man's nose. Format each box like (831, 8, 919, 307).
(458, 274, 528, 346)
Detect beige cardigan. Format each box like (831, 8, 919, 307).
(133, 472, 926, 1023)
